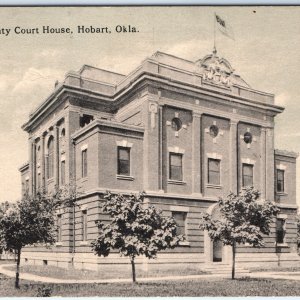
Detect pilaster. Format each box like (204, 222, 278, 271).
(54, 124, 60, 187)
(229, 120, 238, 193)
(192, 112, 202, 195)
(28, 138, 33, 195)
(64, 114, 70, 185)
(266, 127, 275, 202)
(143, 94, 160, 192)
(41, 133, 46, 188)
(260, 127, 267, 200)
(32, 141, 36, 195)
(158, 106, 163, 191)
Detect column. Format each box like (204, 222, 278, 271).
(229, 120, 238, 193)
(192, 112, 202, 195)
(260, 127, 267, 200)
(54, 125, 60, 187)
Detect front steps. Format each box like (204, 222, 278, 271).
(201, 262, 250, 276)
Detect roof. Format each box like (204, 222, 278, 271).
(275, 149, 299, 159)
(22, 49, 282, 132)
(79, 65, 125, 85)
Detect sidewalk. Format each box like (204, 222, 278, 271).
(1, 264, 300, 284)
(0, 264, 231, 284)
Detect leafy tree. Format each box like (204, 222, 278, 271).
(297, 215, 300, 251)
(0, 179, 82, 289)
(91, 192, 183, 282)
(199, 187, 279, 279)
(0, 193, 59, 288)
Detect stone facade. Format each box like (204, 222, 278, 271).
(20, 50, 299, 270)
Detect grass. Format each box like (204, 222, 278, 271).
(0, 259, 15, 265)
(250, 265, 300, 273)
(3, 263, 209, 280)
(1, 274, 300, 296)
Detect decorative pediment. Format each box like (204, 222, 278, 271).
(195, 49, 249, 88)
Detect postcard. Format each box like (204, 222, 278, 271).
(0, 6, 299, 297)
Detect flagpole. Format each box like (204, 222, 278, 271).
(213, 12, 216, 53)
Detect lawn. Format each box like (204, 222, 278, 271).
(2, 263, 209, 280)
(250, 265, 300, 273)
(1, 274, 300, 296)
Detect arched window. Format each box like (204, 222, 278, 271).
(60, 128, 66, 149)
(61, 128, 65, 138)
(47, 136, 54, 179)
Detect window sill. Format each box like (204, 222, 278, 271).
(55, 242, 63, 247)
(178, 241, 190, 247)
(116, 175, 134, 181)
(168, 180, 186, 185)
(276, 192, 288, 196)
(275, 243, 289, 248)
(79, 177, 88, 183)
(80, 241, 89, 246)
(206, 184, 222, 189)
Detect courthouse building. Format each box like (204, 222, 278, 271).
(19, 49, 299, 269)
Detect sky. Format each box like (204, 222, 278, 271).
(0, 6, 300, 204)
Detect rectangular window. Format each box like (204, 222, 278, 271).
(169, 153, 183, 181)
(82, 210, 87, 241)
(61, 160, 65, 185)
(172, 211, 187, 235)
(276, 218, 286, 244)
(81, 149, 88, 178)
(242, 164, 253, 187)
(208, 158, 220, 185)
(277, 169, 285, 193)
(47, 154, 54, 179)
(57, 214, 62, 242)
(118, 147, 130, 176)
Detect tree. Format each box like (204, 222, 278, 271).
(199, 187, 279, 279)
(91, 192, 183, 282)
(0, 192, 59, 288)
(297, 215, 300, 252)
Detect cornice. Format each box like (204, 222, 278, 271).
(19, 162, 29, 172)
(276, 203, 298, 210)
(160, 98, 273, 128)
(73, 188, 218, 203)
(71, 119, 144, 141)
(275, 149, 299, 159)
(23, 70, 284, 133)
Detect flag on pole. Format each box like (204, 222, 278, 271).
(215, 14, 235, 40)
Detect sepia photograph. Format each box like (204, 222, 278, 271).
(0, 5, 300, 297)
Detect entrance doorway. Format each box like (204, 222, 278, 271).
(213, 240, 223, 262)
